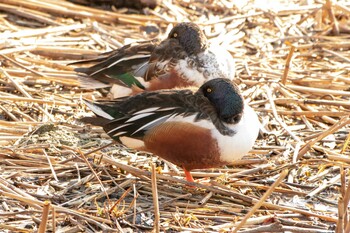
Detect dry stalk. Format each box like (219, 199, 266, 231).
(298, 116, 350, 160)
(281, 45, 296, 85)
(38, 201, 50, 233)
(151, 163, 160, 233)
(232, 169, 289, 232)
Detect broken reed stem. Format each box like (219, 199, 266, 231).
(0, 66, 55, 122)
(0, 105, 19, 121)
(42, 149, 58, 182)
(287, 85, 350, 97)
(274, 98, 350, 107)
(109, 186, 133, 214)
(307, 174, 341, 198)
(281, 45, 295, 85)
(341, 130, 350, 154)
(0, 54, 47, 77)
(298, 116, 350, 160)
(151, 163, 160, 233)
(339, 168, 347, 233)
(334, 2, 350, 14)
(0, 190, 114, 229)
(232, 169, 289, 233)
(289, 141, 302, 183)
(258, 109, 349, 117)
(52, 206, 56, 233)
(336, 197, 344, 233)
(2, 22, 87, 39)
(0, 2, 62, 26)
(123, 193, 192, 220)
(2, 0, 166, 24)
(38, 201, 50, 233)
(325, 0, 339, 35)
(0, 96, 78, 106)
(343, 175, 350, 231)
(322, 48, 350, 63)
(77, 149, 111, 205)
(0, 177, 42, 210)
(346, 222, 350, 233)
(198, 191, 213, 205)
(277, 85, 339, 125)
(132, 183, 137, 225)
(265, 84, 301, 142)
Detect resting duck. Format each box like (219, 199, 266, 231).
(82, 78, 259, 182)
(73, 22, 235, 98)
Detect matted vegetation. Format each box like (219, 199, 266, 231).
(0, 0, 349, 232)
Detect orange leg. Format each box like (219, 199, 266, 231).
(183, 167, 195, 182)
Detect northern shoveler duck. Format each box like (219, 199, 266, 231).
(73, 22, 235, 98)
(82, 78, 259, 182)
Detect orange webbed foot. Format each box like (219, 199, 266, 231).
(183, 167, 211, 187)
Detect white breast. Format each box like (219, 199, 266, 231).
(214, 104, 260, 162)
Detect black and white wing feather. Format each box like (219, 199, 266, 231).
(83, 89, 235, 141)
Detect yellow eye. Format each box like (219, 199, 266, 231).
(206, 87, 212, 93)
(173, 33, 178, 38)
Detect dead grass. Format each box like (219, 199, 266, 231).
(0, 0, 350, 232)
